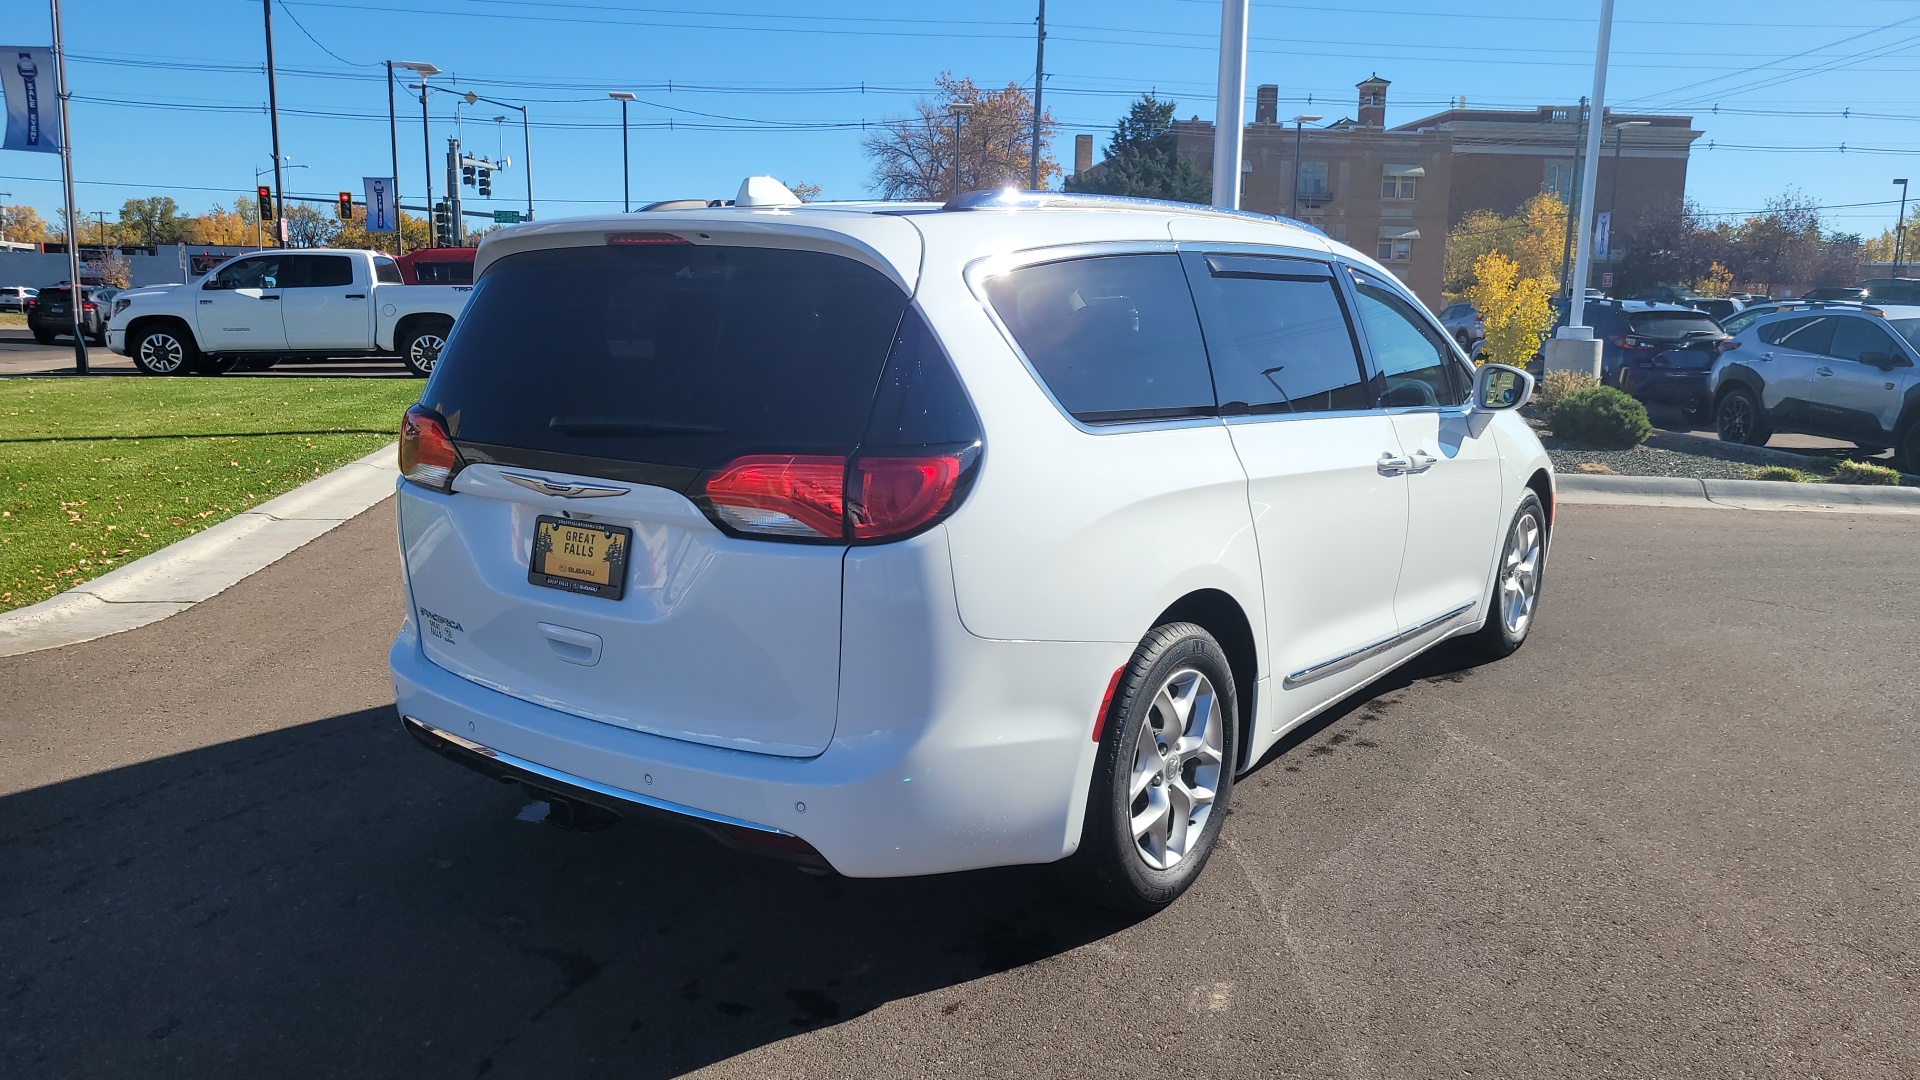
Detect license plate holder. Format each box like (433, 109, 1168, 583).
(527, 516, 631, 600)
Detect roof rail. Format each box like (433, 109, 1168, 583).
(1776, 298, 1884, 316)
(939, 189, 1327, 236)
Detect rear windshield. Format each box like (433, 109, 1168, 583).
(1628, 311, 1723, 338)
(423, 243, 910, 480)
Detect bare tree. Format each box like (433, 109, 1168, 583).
(862, 73, 1057, 201)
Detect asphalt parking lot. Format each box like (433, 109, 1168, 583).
(4, 501, 1917, 1079)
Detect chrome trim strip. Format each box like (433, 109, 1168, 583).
(1282, 601, 1477, 690)
(501, 472, 630, 499)
(402, 716, 795, 837)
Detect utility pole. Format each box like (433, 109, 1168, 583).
(1029, 0, 1046, 190)
(419, 80, 434, 246)
(446, 137, 465, 246)
(1289, 114, 1321, 219)
(1894, 179, 1909, 277)
(1210, 0, 1250, 210)
(610, 92, 635, 212)
(262, 0, 286, 242)
(947, 103, 972, 200)
(387, 62, 402, 254)
(50, 0, 86, 371)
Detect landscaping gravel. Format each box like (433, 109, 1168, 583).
(1546, 444, 1773, 481)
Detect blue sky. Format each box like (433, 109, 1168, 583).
(3, 0, 1918, 237)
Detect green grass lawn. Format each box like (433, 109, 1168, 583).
(1, 377, 421, 612)
(0, 312, 26, 327)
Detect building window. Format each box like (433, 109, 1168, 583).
(1551, 108, 1570, 121)
(1545, 162, 1574, 202)
(1361, 92, 1382, 107)
(1333, 223, 1348, 242)
(1297, 161, 1330, 200)
(1377, 238, 1412, 262)
(1381, 175, 1416, 200)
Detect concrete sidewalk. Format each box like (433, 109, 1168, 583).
(0, 444, 398, 657)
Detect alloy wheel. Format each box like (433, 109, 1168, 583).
(1499, 510, 1543, 637)
(410, 333, 446, 373)
(1718, 395, 1754, 443)
(138, 333, 186, 374)
(1128, 668, 1224, 871)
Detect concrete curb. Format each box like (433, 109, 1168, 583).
(1558, 473, 1920, 515)
(0, 443, 399, 658)
(1647, 427, 1920, 481)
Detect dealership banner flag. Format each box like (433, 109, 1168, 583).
(1, 47, 60, 154)
(363, 176, 397, 233)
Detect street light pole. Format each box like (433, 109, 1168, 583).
(1210, 0, 1250, 209)
(50, 0, 87, 372)
(610, 92, 636, 212)
(1565, 0, 1616, 333)
(417, 79, 434, 246)
(1289, 114, 1321, 220)
(1895, 178, 1909, 277)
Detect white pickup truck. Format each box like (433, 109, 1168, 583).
(106, 247, 471, 377)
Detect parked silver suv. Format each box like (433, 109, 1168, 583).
(1711, 301, 1920, 471)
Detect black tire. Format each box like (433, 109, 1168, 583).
(188, 353, 240, 376)
(1715, 386, 1772, 446)
(1463, 491, 1547, 659)
(399, 319, 453, 378)
(130, 324, 198, 376)
(1896, 419, 1920, 475)
(32, 328, 57, 345)
(236, 356, 279, 372)
(1067, 622, 1238, 914)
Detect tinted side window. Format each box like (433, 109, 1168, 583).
(205, 256, 280, 290)
(374, 257, 403, 284)
(1186, 253, 1368, 414)
(984, 254, 1215, 424)
(282, 254, 355, 289)
(1759, 315, 1835, 353)
(1352, 275, 1470, 407)
(1827, 317, 1899, 363)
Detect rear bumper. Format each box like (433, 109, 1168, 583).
(389, 527, 1124, 879)
(1625, 369, 1709, 408)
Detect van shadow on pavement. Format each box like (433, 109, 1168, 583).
(1, 703, 1139, 1078)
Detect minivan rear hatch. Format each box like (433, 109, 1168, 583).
(401, 234, 930, 757)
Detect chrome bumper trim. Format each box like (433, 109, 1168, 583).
(1282, 602, 1476, 690)
(401, 715, 795, 837)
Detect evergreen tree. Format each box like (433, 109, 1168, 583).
(1067, 95, 1210, 204)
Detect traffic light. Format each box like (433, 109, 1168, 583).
(461, 164, 475, 187)
(257, 185, 274, 220)
(476, 168, 491, 197)
(432, 200, 452, 247)
(337, 191, 354, 220)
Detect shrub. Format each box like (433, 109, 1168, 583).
(1536, 369, 1600, 412)
(1832, 459, 1902, 486)
(1549, 386, 1652, 449)
(1753, 466, 1806, 483)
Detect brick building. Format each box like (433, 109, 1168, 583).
(1081, 76, 1703, 308)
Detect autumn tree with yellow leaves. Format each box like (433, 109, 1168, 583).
(1464, 251, 1555, 369)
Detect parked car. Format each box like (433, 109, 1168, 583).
(26, 285, 115, 345)
(1690, 297, 1744, 322)
(1856, 278, 1920, 305)
(1717, 302, 1785, 337)
(395, 247, 476, 285)
(1549, 299, 1710, 384)
(1614, 310, 1731, 421)
(0, 285, 36, 312)
(1802, 286, 1869, 302)
(1711, 300, 1920, 469)
(390, 180, 1554, 912)
(106, 248, 471, 376)
(1438, 300, 1483, 351)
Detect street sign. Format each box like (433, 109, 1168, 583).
(1601, 272, 1614, 289)
(492, 210, 522, 224)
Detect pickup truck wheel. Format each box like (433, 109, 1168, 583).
(189, 354, 240, 376)
(131, 326, 195, 375)
(400, 322, 451, 377)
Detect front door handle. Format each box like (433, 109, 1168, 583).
(1378, 453, 1411, 475)
(1758, 352, 1773, 361)
(1408, 450, 1438, 472)
(1815, 366, 1834, 377)
(258, 295, 280, 301)
(344, 293, 366, 299)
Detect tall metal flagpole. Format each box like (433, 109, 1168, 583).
(388, 62, 403, 255)
(50, 0, 86, 372)
(1029, 0, 1045, 190)
(1210, 0, 1249, 210)
(263, 0, 286, 243)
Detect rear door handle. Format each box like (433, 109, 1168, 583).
(1815, 366, 1834, 377)
(537, 623, 603, 667)
(1408, 450, 1438, 472)
(1378, 453, 1411, 475)
(258, 295, 280, 301)
(344, 293, 366, 299)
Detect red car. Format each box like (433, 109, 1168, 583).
(394, 248, 475, 286)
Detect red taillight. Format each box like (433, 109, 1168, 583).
(850, 455, 961, 540)
(399, 404, 460, 491)
(83, 302, 97, 313)
(702, 455, 845, 539)
(25, 299, 35, 310)
(1717, 339, 1741, 352)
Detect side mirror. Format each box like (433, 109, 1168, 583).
(1858, 350, 1909, 370)
(1473, 363, 1533, 411)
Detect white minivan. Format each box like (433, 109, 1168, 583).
(391, 182, 1552, 911)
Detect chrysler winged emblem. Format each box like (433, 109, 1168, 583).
(501, 472, 629, 499)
